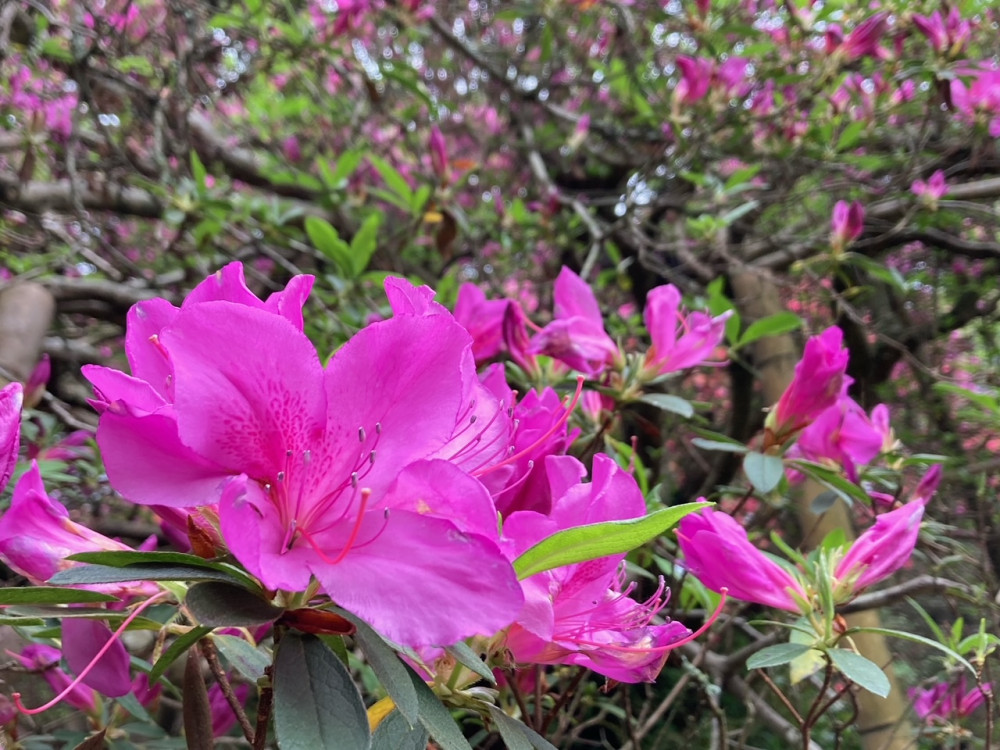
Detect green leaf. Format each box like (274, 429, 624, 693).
(66, 551, 259, 590)
(513, 501, 711, 579)
(402, 662, 473, 750)
(50, 563, 246, 588)
(305, 216, 353, 276)
(333, 608, 419, 725)
(836, 120, 866, 152)
(349, 214, 381, 277)
(737, 312, 802, 347)
(368, 155, 414, 204)
(185, 582, 284, 628)
(746, 642, 813, 670)
(846, 626, 978, 676)
(743, 452, 784, 493)
(826, 649, 889, 697)
(0, 587, 120, 605)
(150, 626, 213, 683)
(190, 151, 207, 193)
(487, 706, 558, 750)
(212, 634, 271, 682)
(690, 437, 749, 454)
(371, 709, 430, 750)
(638, 393, 694, 418)
(274, 633, 371, 750)
(444, 642, 495, 685)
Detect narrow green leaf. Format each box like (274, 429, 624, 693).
(190, 151, 207, 192)
(371, 709, 430, 750)
(691, 437, 749, 454)
(369, 155, 414, 203)
(444, 642, 495, 685)
(746, 642, 813, 670)
(0, 587, 119, 605)
(349, 214, 381, 277)
(638, 393, 694, 418)
(827, 649, 889, 697)
(185, 582, 284, 628)
(487, 706, 558, 750)
(402, 662, 473, 750)
(737, 312, 802, 347)
(274, 633, 371, 750)
(304, 215, 353, 276)
(743, 452, 784, 493)
(150, 626, 213, 682)
(66, 551, 259, 590)
(333, 608, 419, 725)
(50, 563, 245, 587)
(212, 634, 271, 682)
(846, 626, 978, 676)
(513, 501, 711, 580)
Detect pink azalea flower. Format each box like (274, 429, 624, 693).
(833, 468, 939, 597)
(24, 354, 50, 407)
(83, 268, 523, 647)
(209, 681, 251, 736)
(643, 285, 730, 375)
(913, 8, 971, 56)
(831, 12, 889, 61)
(677, 508, 808, 613)
(501, 455, 691, 682)
(950, 65, 1000, 137)
(768, 326, 851, 443)
(0, 382, 21, 492)
(428, 125, 449, 180)
(529, 267, 619, 376)
(674, 56, 714, 104)
(830, 200, 865, 253)
(794, 397, 884, 481)
(61, 619, 132, 698)
(9, 644, 97, 713)
(911, 170, 948, 206)
(453, 283, 510, 363)
(910, 677, 991, 723)
(0, 462, 150, 596)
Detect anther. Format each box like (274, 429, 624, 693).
(375, 422, 382, 434)
(286, 449, 293, 458)
(359, 427, 366, 442)
(351, 471, 358, 488)
(277, 471, 285, 482)
(369, 450, 377, 465)
(469, 415, 477, 424)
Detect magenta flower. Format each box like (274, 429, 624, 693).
(913, 8, 971, 56)
(84, 269, 522, 647)
(910, 677, 991, 724)
(61, 619, 132, 698)
(529, 267, 619, 376)
(9, 645, 97, 713)
(794, 397, 885, 482)
(833, 491, 933, 597)
(0, 381, 21, 492)
(643, 284, 730, 375)
(950, 65, 1000, 137)
(911, 170, 948, 206)
(0, 462, 147, 592)
(677, 508, 807, 613)
(768, 326, 851, 443)
(830, 200, 865, 252)
(674, 56, 714, 104)
(453, 283, 510, 363)
(428, 125, 449, 181)
(209, 681, 251, 736)
(831, 12, 889, 61)
(501, 456, 691, 682)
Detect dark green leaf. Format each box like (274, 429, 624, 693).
(513, 501, 711, 579)
(212, 634, 271, 681)
(743, 452, 784, 493)
(638, 393, 694, 418)
(826, 649, 889, 697)
(371, 709, 429, 750)
(369, 155, 413, 203)
(487, 706, 558, 750)
(304, 216, 353, 276)
(402, 662, 473, 750)
(274, 633, 371, 750)
(333, 608, 419, 725)
(0, 587, 119, 605)
(444, 642, 495, 685)
(50, 563, 246, 587)
(185, 582, 284, 628)
(846, 626, 977, 675)
(746, 643, 813, 670)
(349, 214, 381, 276)
(737, 312, 802, 347)
(150, 626, 213, 682)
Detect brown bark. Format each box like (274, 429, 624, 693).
(730, 269, 913, 750)
(0, 281, 56, 383)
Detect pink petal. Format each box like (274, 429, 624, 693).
(63, 619, 132, 697)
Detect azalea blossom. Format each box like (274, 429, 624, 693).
(529, 267, 619, 376)
(9, 644, 97, 713)
(453, 282, 510, 363)
(642, 284, 730, 376)
(501, 455, 691, 682)
(793, 397, 885, 482)
(830, 200, 865, 253)
(910, 676, 992, 724)
(677, 507, 808, 613)
(0, 381, 22, 492)
(84, 266, 523, 647)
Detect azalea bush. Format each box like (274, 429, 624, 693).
(1, 0, 1000, 747)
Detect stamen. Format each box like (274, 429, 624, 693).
(375, 422, 382, 434)
(359, 427, 366, 442)
(13, 591, 172, 716)
(298, 489, 372, 565)
(351, 472, 358, 488)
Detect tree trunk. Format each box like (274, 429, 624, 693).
(0, 281, 56, 384)
(730, 269, 912, 750)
